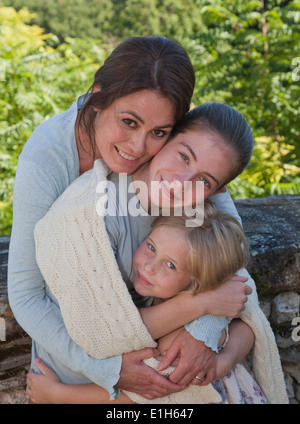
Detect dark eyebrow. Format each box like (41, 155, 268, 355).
(180, 142, 197, 161)
(120, 111, 145, 124)
(120, 111, 173, 128)
(203, 172, 220, 187)
(180, 142, 220, 187)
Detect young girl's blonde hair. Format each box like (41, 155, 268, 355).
(151, 200, 249, 294)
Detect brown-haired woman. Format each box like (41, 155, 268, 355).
(8, 36, 196, 401)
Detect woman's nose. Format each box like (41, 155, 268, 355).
(128, 132, 147, 156)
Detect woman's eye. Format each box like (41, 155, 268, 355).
(166, 261, 176, 270)
(152, 129, 166, 138)
(123, 119, 136, 128)
(179, 152, 189, 164)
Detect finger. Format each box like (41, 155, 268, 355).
(26, 368, 37, 388)
(244, 284, 253, 295)
(35, 358, 56, 377)
(26, 386, 32, 398)
(232, 275, 248, 282)
(138, 369, 183, 399)
(167, 358, 196, 386)
(156, 341, 180, 371)
(137, 347, 161, 361)
(172, 368, 196, 386)
(192, 367, 214, 386)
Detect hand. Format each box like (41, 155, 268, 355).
(200, 275, 252, 318)
(116, 347, 184, 400)
(156, 329, 216, 387)
(26, 358, 61, 404)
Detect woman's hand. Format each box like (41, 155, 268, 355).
(26, 359, 62, 404)
(197, 275, 252, 318)
(156, 329, 216, 387)
(116, 347, 185, 400)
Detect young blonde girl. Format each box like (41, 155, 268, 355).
(27, 201, 268, 404)
(147, 201, 250, 298)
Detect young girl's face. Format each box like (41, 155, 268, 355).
(133, 226, 192, 299)
(146, 129, 236, 208)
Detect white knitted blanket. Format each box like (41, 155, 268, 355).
(34, 160, 288, 404)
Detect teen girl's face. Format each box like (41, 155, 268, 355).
(93, 89, 176, 174)
(146, 129, 236, 208)
(133, 226, 192, 299)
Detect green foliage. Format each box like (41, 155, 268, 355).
(187, 0, 300, 199)
(0, 2, 299, 235)
(0, 0, 115, 41)
(0, 7, 111, 234)
(0, 0, 205, 43)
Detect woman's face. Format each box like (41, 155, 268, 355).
(133, 226, 192, 299)
(146, 129, 236, 208)
(93, 89, 176, 174)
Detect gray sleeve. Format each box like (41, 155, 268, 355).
(7, 158, 122, 399)
(210, 187, 242, 225)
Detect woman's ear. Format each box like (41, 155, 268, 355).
(92, 84, 101, 112)
(92, 84, 101, 94)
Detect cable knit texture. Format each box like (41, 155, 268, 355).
(34, 160, 288, 404)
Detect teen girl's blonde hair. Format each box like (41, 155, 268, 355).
(150, 200, 249, 294)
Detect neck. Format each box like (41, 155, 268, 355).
(76, 122, 102, 175)
(132, 162, 151, 213)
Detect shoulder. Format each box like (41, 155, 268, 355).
(20, 97, 80, 164)
(17, 98, 81, 190)
(210, 188, 242, 225)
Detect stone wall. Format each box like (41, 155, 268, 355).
(0, 194, 299, 404)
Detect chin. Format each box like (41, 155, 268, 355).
(109, 161, 137, 175)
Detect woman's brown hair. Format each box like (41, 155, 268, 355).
(76, 36, 195, 157)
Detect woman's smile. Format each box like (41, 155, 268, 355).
(115, 146, 139, 162)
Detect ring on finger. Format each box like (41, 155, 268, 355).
(195, 375, 205, 382)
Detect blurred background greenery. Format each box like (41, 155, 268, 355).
(0, 0, 299, 235)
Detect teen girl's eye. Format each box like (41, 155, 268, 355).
(179, 152, 189, 164)
(166, 261, 176, 270)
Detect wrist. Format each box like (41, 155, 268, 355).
(51, 381, 68, 404)
(215, 350, 234, 380)
(191, 291, 209, 316)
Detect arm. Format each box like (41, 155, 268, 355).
(27, 359, 134, 404)
(139, 275, 251, 340)
(215, 318, 255, 379)
(136, 275, 251, 388)
(156, 315, 254, 388)
(8, 159, 121, 398)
